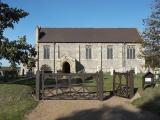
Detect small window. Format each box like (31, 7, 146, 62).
(107, 45, 113, 59)
(86, 45, 92, 59)
(127, 45, 135, 59)
(43, 45, 50, 59)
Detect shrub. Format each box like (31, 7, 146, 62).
(40, 64, 51, 71)
(0, 69, 18, 82)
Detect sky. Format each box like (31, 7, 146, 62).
(1, 0, 153, 66)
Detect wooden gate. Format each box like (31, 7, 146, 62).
(36, 71, 104, 101)
(113, 70, 134, 98)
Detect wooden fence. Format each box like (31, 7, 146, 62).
(113, 70, 134, 98)
(36, 70, 104, 101)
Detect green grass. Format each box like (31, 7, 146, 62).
(134, 73, 143, 91)
(132, 86, 160, 115)
(103, 72, 113, 91)
(131, 73, 160, 115)
(0, 84, 37, 120)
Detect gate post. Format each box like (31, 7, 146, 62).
(129, 70, 134, 98)
(98, 70, 104, 101)
(113, 70, 116, 95)
(126, 71, 129, 98)
(41, 70, 45, 100)
(142, 75, 145, 90)
(36, 70, 41, 100)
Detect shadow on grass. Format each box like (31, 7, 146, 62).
(1, 78, 36, 88)
(139, 96, 160, 116)
(143, 84, 155, 90)
(134, 88, 138, 94)
(56, 104, 160, 120)
(12, 79, 36, 88)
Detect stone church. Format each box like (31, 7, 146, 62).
(21, 27, 145, 75)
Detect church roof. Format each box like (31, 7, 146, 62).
(38, 28, 143, 43)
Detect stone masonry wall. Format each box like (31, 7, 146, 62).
(37, 43, 145, 73)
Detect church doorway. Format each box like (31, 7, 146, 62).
(62, 62, 70, 73)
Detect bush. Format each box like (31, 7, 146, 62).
(40, 64, 51, 71)
(0, 69, 18, 82)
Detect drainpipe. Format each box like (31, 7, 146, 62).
(101, 45, 102, 70)
(36, 26, 40, 71)
(79, 44, 80, 62)
(54, 42, 55, 73)
(37, 42, 39, 71)
(123, 42, 126, 70)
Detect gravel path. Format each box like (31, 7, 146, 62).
(27, 96, 160, 120)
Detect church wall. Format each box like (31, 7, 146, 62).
(37, 42, 145, 73)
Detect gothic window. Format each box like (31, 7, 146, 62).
(43, 45, 50, 59)
(127, 45, 135, 59)
(86, 45, 92, 59)
(107, 45, 113, 59)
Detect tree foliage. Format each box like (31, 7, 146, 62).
(0, 2, 36, 68)
(143, 0, 160, 68)
(0, 2, 28, 40)
(1, 36, 36, 68)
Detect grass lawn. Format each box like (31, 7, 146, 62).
(0, 84, 37, 120)
(129, 73, 160, 115)
(103, 73, 113, 91)
(132, 86, 160, 115)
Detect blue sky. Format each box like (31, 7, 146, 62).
(1, 0, 153, 66)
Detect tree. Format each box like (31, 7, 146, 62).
(142, 0, 160, 68)
(0, 2, 36, 68)
(0, 2, 28, 40)
(1, 36, 37, 67)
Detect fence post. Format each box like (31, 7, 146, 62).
(142, 75, 145, 90)
(68, 74, 72, 97)
(41, 70, 45, 100)
(126, 71, 129, 98)
(82, 72, 85, 97)
(113, 70, 116, 95)
(129, 70, 134, 98)
(98, 70, 104, 101)
(95, 72, 98, 98)
(36, 70, 40, 100)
